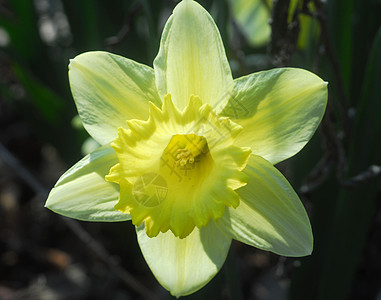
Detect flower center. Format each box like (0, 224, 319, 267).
(160, 134, 212, 182)
(106, 94, 251, 238)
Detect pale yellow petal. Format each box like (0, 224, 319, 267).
(46, 145, 130, 221)
(69, 51, 161, 145)
(217, 155, 313, 256)
(223, 68, 327, 164)
(154, 0, 233, 111)
(136, 222, 231, 297)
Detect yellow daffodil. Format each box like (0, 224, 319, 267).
(45, 0, 327, 297)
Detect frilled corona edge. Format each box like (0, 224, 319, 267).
(106, 94, 251, 238)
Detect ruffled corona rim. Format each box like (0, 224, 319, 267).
(106, 94, 251, 238)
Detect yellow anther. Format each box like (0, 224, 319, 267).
(175, 149, 194, 167)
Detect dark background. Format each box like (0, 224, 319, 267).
(0, 0, 380, 299)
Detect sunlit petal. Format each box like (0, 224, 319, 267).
(154, 0, 233, 112)
(222, 68, 327, 164)
(217, 155, 313, 256)
(70, 51, 161, 145)
(46, 145, 130, 221)
(136, 221, 231, 297)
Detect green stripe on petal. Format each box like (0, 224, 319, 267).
(136, 222, 231, 297)
(217, 155, 313, 257)
(223, 68, 327, 165)
(154, 0, 233, 112)
(69, 51, 161, 145)
(45, 145, 130, 222)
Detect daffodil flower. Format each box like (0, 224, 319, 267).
(45, 0, 327, 297)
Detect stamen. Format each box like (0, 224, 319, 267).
(175, 149, 194, 167)
(160, 134, 213, 184)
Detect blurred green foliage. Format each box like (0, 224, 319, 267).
(1, 0, 380, 299)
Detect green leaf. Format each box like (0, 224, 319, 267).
(12, 63, 64, 125)
(316, 26, 381, 300)
(328, 0, 355, 92)
(229, 0, 271, 47)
